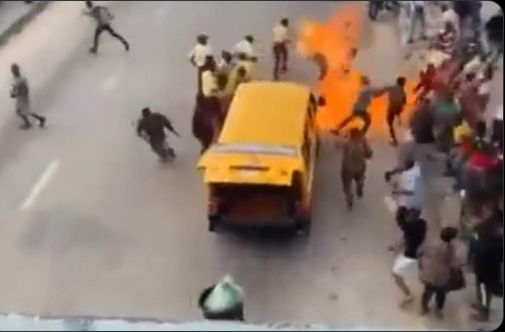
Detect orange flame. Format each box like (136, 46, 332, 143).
(297, 4, 418, 136)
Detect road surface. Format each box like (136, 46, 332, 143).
(0, 1, 502, 330)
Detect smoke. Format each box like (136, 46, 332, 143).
(297, 4, 418, 136)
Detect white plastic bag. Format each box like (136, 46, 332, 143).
(204, 275, 244, 313)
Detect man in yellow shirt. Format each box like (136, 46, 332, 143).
(200, 56, 223, 136)
(273, 18, 289, 80)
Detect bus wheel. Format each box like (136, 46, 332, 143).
(296, 219, 311, 236)
(208, 217, 219, 232)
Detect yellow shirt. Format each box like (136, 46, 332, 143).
(273, 24, 288, 44)
(224, 66, 250, 96)
(201, 70, 218, 97)
(236, 60, 254, 80)
(454, 122, 472, 144)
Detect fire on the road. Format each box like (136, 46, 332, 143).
(297, 4, 418, 136)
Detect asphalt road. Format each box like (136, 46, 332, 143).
(0, 1, 502, 330)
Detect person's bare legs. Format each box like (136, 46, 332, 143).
(394, 274, 414, 307)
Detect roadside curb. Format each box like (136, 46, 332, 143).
(0, 1, 53, 49)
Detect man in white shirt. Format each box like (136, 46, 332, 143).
(407, 1, 427, 44)
(273, 18, 289, 80)
(233, 35, 256, 62)
(386, 159, 425, 211)
(188, 34, 213, 94)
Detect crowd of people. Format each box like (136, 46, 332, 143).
(7, 1, 503, 324)
(380, 1, 503, 323)
(188, 19, 291, 155)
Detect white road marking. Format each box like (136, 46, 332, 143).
(19, 160, 60, 211)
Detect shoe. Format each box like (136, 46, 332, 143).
(20, 123, 32, 130)
(420, 307, 429, 316)
(124, 42, 130, 52)
(39, 117, 46, 128)
(434, 309, 444, 320)
(347, 200, 353, 211)
(89, 47, 97, 54)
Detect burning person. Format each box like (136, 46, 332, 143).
(333, 76, 384, 136)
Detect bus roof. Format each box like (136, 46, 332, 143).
(218, 82, 312, 148)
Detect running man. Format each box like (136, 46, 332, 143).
(84, 1, 129, 54)
(333, 76, 384, 135)
(385, 76, 408, 146)
(10, 64, 46, 129)
(136, 108, 180, 163)
(340, 128, 373, 210)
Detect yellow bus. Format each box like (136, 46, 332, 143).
(198, 82, 319, 234)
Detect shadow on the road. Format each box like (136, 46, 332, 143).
(219, 227, 309, 249)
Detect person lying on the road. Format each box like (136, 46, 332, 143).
(136, 107, 179, 162)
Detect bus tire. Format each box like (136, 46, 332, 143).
(208, 217, 219, 232)
(297, 219, 311, 236)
